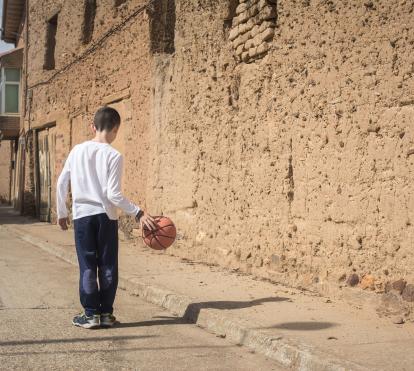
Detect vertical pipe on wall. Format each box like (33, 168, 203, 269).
(33, 128, 40, 218)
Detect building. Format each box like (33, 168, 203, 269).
(0, 0, 25, 208)
(0, 46, 23, 205)
(1, 0, 413, 302)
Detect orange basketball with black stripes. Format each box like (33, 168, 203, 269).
(142, 216, 176, 250)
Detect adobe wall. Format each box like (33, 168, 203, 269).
(24, 0, 153, 226)
(24, 0, 414, 302)
(146, 0, 414, 298)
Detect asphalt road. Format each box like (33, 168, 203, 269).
(0, 226, 283, 371)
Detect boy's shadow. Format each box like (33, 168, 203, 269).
(115, 296, 291, 328)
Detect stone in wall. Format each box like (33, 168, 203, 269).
(229, 0, 277, 63)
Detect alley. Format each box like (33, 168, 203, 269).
(0, 225, 283, 371)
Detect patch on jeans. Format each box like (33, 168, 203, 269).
(82, 269, 98, 294)
(100, 266, 114, 290)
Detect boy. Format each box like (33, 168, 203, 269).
(56, 106, 156, 329)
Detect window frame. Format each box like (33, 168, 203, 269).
(82, 0, 97, 44)
(114, 0, 127, 7)
(0, 67, 21, 116)
(44, 13, 58, 70)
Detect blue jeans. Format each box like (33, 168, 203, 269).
(74, 213, 118, 316)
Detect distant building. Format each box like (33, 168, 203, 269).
(0, 46, 22, 205)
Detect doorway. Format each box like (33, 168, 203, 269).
(36, 125, 56, 222)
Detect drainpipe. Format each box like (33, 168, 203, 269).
(24, 0, 30, 128)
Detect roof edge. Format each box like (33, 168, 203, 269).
(1, 0, 25, 44)
(1, 0, 8, 41)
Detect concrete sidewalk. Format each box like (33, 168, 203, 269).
(1, 206, 413, 371)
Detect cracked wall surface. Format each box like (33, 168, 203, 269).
(25, 0, 414, 299)
(147, 0, 414, 296)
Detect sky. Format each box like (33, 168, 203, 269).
(0, 0, 15, 53)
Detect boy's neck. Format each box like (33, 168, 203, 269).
(92, 131, 111, 144)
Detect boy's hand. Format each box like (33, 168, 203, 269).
(58, 217, 69, 230)
(137, 212, 157, 231)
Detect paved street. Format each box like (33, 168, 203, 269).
(0, 226, 283, 370)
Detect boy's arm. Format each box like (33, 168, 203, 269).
(56, 152, 71, 227)
(107, 154, 141, 216)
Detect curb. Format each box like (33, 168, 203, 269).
(4, 224, 369, 371)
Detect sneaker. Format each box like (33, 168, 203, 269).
(100, 313, 117, 327)
(72, 313, 100, 329)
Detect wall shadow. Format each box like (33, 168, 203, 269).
(263, 321, 337, 331)
(114, 297, 290, 329)
(0, 335, 156, 347)
(1, 344, 236, 357)
(183, 296, 291, 323)
(0, 205, 39, 225)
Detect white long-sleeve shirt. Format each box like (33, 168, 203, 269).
(56, 140, 140, 220)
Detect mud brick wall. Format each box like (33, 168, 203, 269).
(24, 0, 153, 230)
(148, 0, 414, 298)
(24, 0, 414, 300)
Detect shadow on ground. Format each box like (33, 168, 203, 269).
(114, 297, 291, 329)
(0, 335, 156, 347)
(264, 321, 338, 331)
(115, 317, 188, 328)
(0, 206, 40, 225)
(1, 344, 237, 357)
(183, 296, 291, 322)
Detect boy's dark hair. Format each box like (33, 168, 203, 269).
(94, 106, 121, 131)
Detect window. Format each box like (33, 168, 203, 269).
(224, 0, 238, 29)
(44, 14, 58, 70)
(114, 0, 127, 6)
(149, 0, 175, 54)
(0, 68, 21, 115)
(82, 0, 97, 44)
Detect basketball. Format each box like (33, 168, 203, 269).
(142, 216, 176, 250)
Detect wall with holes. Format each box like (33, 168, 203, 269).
(147, 0, 414, 307)
(24, 0, 414, 306)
